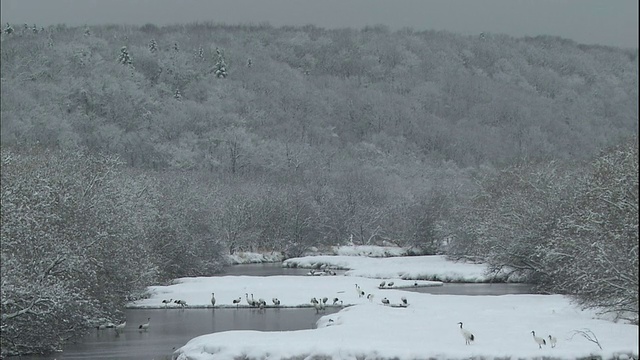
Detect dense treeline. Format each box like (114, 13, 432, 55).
(0, 22, 637, 355)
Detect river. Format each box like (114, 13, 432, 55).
(15, 263, 535, 359)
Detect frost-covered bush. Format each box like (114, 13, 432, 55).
(0, 149, 160, 356)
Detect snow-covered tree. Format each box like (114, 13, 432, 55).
(247, 57, 252, 68)
(149, 39, 158, 53)
(0, 149, 161, 356)
(174, 88, 182, 100)
(118, 46, 132, 66)
(173, 42, 179, 52)
(197, 46, 205, 61)
(213, 47, 228, 78)
(545, 139, 639, 323)
(31, 24, 38, 34)
(84, 27, 91, 36)
(4, 23, 13, 35)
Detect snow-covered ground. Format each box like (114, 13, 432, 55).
(127, 254, 637, 359)
(171, 293, 638, 360)
(224, 251, 285, 264)
(284, 255, 517, 282)
(129, 275, 442, 309)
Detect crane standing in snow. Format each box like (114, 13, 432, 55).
(458, 322, 475, 345)
(531, 331, 546, 349)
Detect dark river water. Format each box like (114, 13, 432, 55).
(15, 263, 534, 360)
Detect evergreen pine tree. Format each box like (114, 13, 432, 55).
(149, 39, 158, 53)
(213, 48, 228, 78)
(174, 88, 182, 100)
(118, 46, 133, 66)
(247, 58, 252, 68)
(4, 23, 14, 34)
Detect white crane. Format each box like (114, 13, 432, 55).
(161, 299, 173, 307)
(458, 322, 475, 345)
(210, 293, 216, 307)
(548, 335, 557, 348)
(379, 281, 386, 288)
(174, 299, 187, 308)
(400, 297, 408, 306)
(138, 318, 150, 332)
(332, 297, 340, 305)
(245, 293, 258, 307)
(367, 293, 374, 302)
(233, 297, 242, 307)
(387, 281, 394, 287)
(531, 331, 546, 349)
(115, 320, 126, 335)
(381, 297, 390, 305)
(272, 298, 281, 306)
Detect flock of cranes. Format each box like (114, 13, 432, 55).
(100, 278, 561, 350)
(98, 280, 410, 334)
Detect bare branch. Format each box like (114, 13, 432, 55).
(569, 328, 603, 350)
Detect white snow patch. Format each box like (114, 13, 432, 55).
(284, 255, 512, 282)
(167, 284, 638, 360)
(126, 254, 637, 360)
(128, 275, 441, 309)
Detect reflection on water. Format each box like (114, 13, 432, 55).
(406, 282, 537, 296)
(16, 307, 340, 360)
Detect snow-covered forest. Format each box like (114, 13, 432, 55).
(0, 22, 637, 356)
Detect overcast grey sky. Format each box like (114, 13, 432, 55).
(1, 0, 637, 49)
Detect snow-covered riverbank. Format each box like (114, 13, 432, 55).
(283, 254, 516, 282)
(127, 253, 637, 360)
(128, 275, 441, 309)
(171, 292, 638, 360)
(223, 245, 411, 265)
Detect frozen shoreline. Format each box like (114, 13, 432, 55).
(283, 254, 520, 282)
(125, 252, 637, 360)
